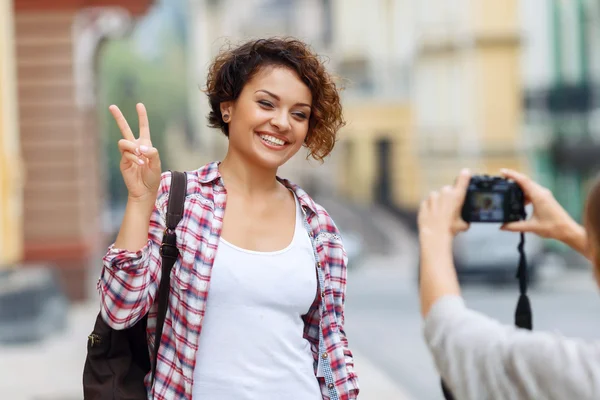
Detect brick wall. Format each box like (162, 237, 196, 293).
(15, 11, 102, 300)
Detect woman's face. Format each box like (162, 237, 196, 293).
(222, 66, 312, 170)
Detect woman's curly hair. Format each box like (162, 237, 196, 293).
(205, 37, 345, 162)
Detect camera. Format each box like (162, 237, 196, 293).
(461, 175, 525, 223)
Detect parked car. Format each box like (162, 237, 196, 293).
(452, 222, 547, 285)
(0, 266, 68, 344)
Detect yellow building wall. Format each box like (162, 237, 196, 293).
(472, 0, 520, 34)
(336, 102, 420, 208)
(0, 0, 23, 268)
(414, 0, 526, 200)
(476, 47, 521, 143)
(474, 17, 524, 175)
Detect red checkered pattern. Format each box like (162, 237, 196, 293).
(98, 162, 359, 400)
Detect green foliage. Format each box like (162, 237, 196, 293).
(97, 36, 188, 207)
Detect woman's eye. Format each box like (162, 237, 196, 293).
(258, 100, 274, 108)
(293, 112, 308, 120)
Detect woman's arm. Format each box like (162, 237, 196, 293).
(97, 171, 171, 330)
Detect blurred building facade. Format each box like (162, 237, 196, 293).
(0, 0, 23, 269)
(413, 0, 524, 195)
(8, 0, 154, 300)
(330, 0, 418, 209)
(523, 0, 600, 225)
(332, 0, 528, 227)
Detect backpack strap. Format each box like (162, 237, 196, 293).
(151, 170, 187, 384)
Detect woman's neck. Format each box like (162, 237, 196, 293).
(219, 152, 280, 196)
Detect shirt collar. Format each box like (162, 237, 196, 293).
(197, 161, 319, 216)
(197, 161, 222, 184)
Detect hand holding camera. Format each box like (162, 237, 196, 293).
(417, 169, 471, 243)
(498, 169, 585, 247)
(418, 167, 585, 252)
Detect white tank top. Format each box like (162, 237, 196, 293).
(191, 194, 322, 399)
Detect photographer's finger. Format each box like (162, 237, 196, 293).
(454, 220, 469, 233)
(454, 168, 471, 202)
(500, 220, 532, 233)
(500, 168, 541, 194)
(428, 190, 440, 204)
(123, 151, 145, 166)
(441, 185, 453, 194)
(109, 105, 135, 141)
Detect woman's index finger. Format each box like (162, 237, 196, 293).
(109, 105, 135, 141)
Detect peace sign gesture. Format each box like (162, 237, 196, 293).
(110, 103, 162, 201)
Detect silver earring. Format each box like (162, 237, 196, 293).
(223, 113, 230, 122)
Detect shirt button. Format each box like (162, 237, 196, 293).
(316, 262, 322, 269)
(321, 291, 325, 298)
(321, 352, 328, 359)
(327, 383, 334, 389)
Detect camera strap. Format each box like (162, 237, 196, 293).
(441, 217, 532, 399)
(515, 231, 532, 330)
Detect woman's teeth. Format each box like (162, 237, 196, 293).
(260, 134, 285, 146)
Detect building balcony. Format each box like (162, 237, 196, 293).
(524, 82, 596, 114)
(550, 136, 600, 171)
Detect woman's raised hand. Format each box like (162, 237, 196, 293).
(110, 103, 162, 202)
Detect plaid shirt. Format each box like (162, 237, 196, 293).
(98, 162, 359, 400)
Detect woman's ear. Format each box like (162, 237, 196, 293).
(220, 102, 233, 123)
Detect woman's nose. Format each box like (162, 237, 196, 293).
(270, 111, 291, 131)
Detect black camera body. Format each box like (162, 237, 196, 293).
(461, 175, 525, 223)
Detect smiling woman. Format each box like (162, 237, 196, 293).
(97, 37, 359, 400)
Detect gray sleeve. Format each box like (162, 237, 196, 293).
(423, 295, 600, 400)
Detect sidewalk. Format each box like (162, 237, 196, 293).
(0, 300, 414, 400)
(352, 350, 416, 400)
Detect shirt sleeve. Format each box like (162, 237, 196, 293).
(97, 171, 171, 330)
(335, 246, 359, 398)
(423, 295, 600, 400)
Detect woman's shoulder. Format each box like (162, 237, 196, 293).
(280, 177, 342, 238)
(155, 163, 220, 209)
(158, 163, 219, 192)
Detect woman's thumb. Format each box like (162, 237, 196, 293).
(500, 220, 532, 233)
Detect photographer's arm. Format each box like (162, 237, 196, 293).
(419, 230, 461, 317)
(559, 219, 590, 259)
(419, 169, 600, 400)
(418, 170, 469, 317)
(424, 293, 600, 400)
